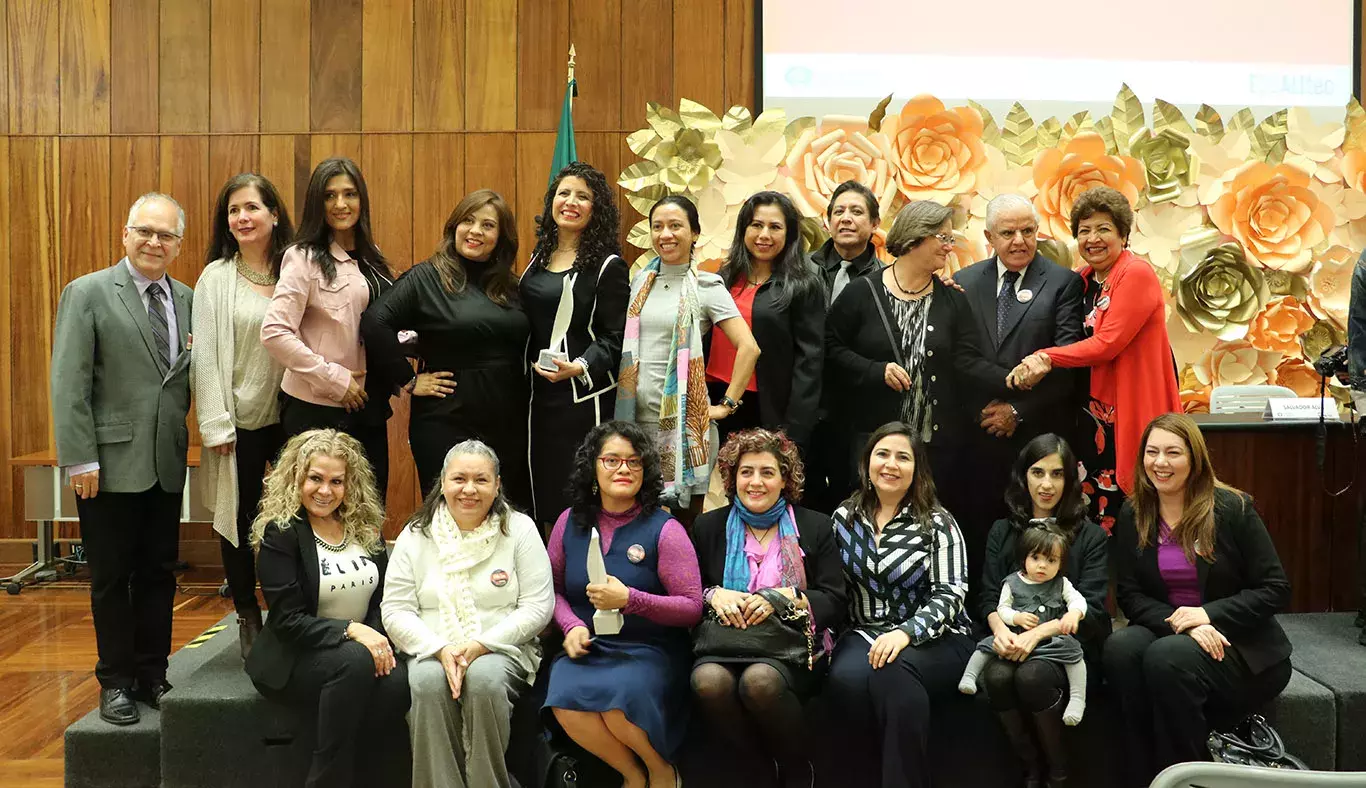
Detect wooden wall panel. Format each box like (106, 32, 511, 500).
(0, 135, 13, 533)
(463, 133, 517, 214)
(361, 134, 414, 271)
(362, 0, 414, 131)
(110, 0, 159, 134)
(672, 0, 726, 112)
(619, 0, 672, 124)
(7, 0, 60, 134)
(210, 0, 261, 133)
(723, 0, 756, 113)
(412, 134, 465, 258)
(60, 0, 111, 135)
(109, 136, 162, 236)
(157, 136, 210, 287)
(516, 0, 569, 131)
(260, 0, 310, 132)
(514, 133, 555, 269)
(569, 0, 621, 131)
(59, 138, 113, 284)
(310, 134, 364, 169)
(0, 0, 8, 132)
(464, 0, 517, 131)
(413, 0, 464, 131)
(9, 137, 57, 457)
(309, 0, 363, 132)
(258, 134, 311, 220)
(159, 0, 211, 133)
(208, 136, 261, 204)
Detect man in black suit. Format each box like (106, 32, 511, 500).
(806, 181, 884, 512)
(956, 194, 1085, 553)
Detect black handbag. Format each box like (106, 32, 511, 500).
(692, 587, 815, 670)
(1207, 714, 1308, 770)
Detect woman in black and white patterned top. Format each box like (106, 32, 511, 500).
(823, 421, 973, 788)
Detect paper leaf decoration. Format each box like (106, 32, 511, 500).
(1344, 98, 1366, 152)
(867, 94, 894, 132)
(678, 98, 722, 133)
(1252, 109, 1289, 165)
(970, 100, 1002, 146)
(1037, 117, 1063, 151)
(1111, 83, 1146, 154)
(1094, 116, 1118, 154)
(722, 106, 753, 133)
(1227, 108, 1256, 134)
(1195, 105, 1224, 142)
(1000, 103, 1038, 168)
(1153, 99, 1193, 135)
(1061, 110, 1093, 146)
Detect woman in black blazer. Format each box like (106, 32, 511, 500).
(708, 191, 825, 453)
(825, 200, 1011, 517)
(244, 429, 408, 788)
(1104, 413, 1292, 787)
(690, 428, 846, 787)
(361, 189, 531, 506)
(520, 162, 629, 525)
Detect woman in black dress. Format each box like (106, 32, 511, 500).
(520, 162, 629, 526)
(361, 189, 531, 507)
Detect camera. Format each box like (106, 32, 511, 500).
(1312, 345, 1349, 380)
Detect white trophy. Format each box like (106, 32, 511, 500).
(587, 527, 624, 636)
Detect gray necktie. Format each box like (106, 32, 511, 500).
(146, 281, 171, 369)
(997, 270, 1020, 342)
(832, 260, 853, 302)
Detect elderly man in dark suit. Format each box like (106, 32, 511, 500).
(52, 193, 194, 725)
(956, 194, 1084, 571)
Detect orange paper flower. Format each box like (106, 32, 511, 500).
(1274, 357, 1322, 397)
(1247, 296, 1316, 354)
(1342, 148, 1366, 194)
(885, 96, 990, 203)
(1032, 132, 1146, 240)
(1206, 163, 1335, 273)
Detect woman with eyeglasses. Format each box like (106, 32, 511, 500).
(825, 200, 1012, 520)
(262, 157, 397, 499)
(543, 421, 703, 788)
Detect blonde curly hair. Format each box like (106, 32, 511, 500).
(250, 429, 385, 553)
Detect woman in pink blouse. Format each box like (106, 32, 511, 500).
(543, 421, 703, 788)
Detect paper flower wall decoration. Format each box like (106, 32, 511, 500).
(1171, 233, 1267, 341)
(1207, 163, 1334, 273)
(1032, 132, 1146, 240)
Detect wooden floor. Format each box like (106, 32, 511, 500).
(0, 565, 233, 788)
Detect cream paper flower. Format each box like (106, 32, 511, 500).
(1192, 341, 1282, 389)
(1305, 244, 1356, 328)
(1130, 202, 1205, 278)
(968, 146, 1038, 228)
(779, 116, 899, 220)
(1177, 130, 1254, 209)
(1284, 108, 1346, 185)
(1167, 310, 1218, 371)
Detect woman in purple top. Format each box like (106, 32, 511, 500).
(1104, 413, 1293, 787)
(544, 420, 703, 788)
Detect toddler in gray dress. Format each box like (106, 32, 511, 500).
(958, 524, 1088, 725)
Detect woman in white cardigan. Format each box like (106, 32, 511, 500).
(192, 173, 293, 659)
(381, 439, 554, 788)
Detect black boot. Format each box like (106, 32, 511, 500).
(1032, 698, 1070, 787)
(996, 709, 1044, 788)
(238, 608, 262, 660)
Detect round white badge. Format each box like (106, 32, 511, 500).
(1016, 289, 1033, 304)
(1097, 295, 1111, 310)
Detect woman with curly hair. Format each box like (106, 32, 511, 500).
(245, 429, 409, 788)
(521, 163, 629, 525)
(543, 421, 703, 788)
(710, 192, 825, 452)
(362, 189, 531, 506)
(689, 428, 846, 787)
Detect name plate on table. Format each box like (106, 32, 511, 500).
(1263, 398, 1340, 421)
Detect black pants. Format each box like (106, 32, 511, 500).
(409, 414, 532, 511)
(1103, 625, 1292, 786)
(803, 418, 850, 516)
(219, 424, 286, 614)
(280, 394, 390, 503)
(253, 641, 411, 788)
(826, 631, 973, 788)
(75, 486, 181, 689)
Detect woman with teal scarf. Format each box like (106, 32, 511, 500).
(689, 429, 846, 788)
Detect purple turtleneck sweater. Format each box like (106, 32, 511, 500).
(548, 506, 704, 634)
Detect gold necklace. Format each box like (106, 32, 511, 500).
(236, 254, 277, 285)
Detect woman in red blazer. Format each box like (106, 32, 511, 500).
(1008, 186, 1180, 532)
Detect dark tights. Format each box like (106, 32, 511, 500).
(980, 658, 1066, 713)
(691, 662, 808, 777)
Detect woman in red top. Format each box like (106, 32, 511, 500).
(708, 191, 825, 454)
(1008, 186, 1180, 532)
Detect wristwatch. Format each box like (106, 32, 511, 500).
(721, 396, 741, 413)
(1009, 404, 1021, 423)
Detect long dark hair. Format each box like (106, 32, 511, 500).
(428, 189, 519, 306)
(1132, 413, 1239, 562)
(204, 173, 294, 275)
(846, 421, 941, 526)
(405, 440, 515, 536)
(567, 421, 664, 530)
(722, 190, 819, 310)
(293, 157, 390, 283)
(530, 162, 621, 273)
(1004, 433, 1087, 538)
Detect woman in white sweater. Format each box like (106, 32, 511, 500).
(192, 173, 293, 658)
(381, 439, 554, 788)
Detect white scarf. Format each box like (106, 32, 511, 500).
(430, 502, 503, 646)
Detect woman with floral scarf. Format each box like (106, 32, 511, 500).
(381, 440, 553, 788)
(615, 195, 760, 526)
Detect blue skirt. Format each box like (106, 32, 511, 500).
(542, 637, 691, 759)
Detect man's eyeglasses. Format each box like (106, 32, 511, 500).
(597, 456, 643, 472)
(128, 225, 183, 245)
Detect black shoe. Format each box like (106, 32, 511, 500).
(996, 709, 1044, 788)
(99, 688, 140, 725)
(132, 679, 173, 709)
(1032, 698, 1070, 787)
(1359, 625, 1366, 647)
(1354, 610, 1364, 628)
(239, 608, 262, 660)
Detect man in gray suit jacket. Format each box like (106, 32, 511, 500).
(52, 193, 193, 725)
